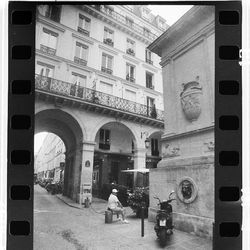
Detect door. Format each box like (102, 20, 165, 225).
(110, 161, 119, 184)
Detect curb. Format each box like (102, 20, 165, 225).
(56, 195, 83, 210)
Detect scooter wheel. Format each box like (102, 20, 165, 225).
(159, 229, 167, 247)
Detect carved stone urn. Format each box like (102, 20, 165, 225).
(180, 81, 203, 122)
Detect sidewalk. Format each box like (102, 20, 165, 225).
(55, 194, 212, 250)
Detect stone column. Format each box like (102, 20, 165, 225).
(133, 148, 146, 187)
(78, 141, 96, 204)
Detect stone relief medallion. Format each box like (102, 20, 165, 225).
(177, 177, 198, 204)
(162, 143, 180, 158)
(180, 81, 203, 122)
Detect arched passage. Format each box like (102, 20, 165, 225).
(35, 109, 84, 201)
(92, 121, 137, 197)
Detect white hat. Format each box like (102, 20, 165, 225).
(112, 189, 118, 193)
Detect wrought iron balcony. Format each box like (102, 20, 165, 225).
(40, 45, 56, 56)
(35, 74, 164, 123)
(103, 38, 114, 47)
(74, 56, 87, 66)
(126, 48, 135, 56)
(126, 75, 135, 83)
(101, 67, 113, 75)
(77, 26, 90, 36)
(87, 5, 158, 41)
(146, 58, 153, 65)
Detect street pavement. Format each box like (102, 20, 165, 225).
(34, 185, 212, 250)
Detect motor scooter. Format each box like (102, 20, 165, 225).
(153, 191, 175, 247)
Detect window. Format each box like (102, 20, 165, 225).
(126, 16, 134, 27)
(125, 89, 136, 102)
(103, 27, 114, 46)
(35, 62, 54, 88)
(146, 72, 154, 89)
(36, 62, 54, 78)
(40, 28, 58, 55)
(147, 97, 156, 118)
(70, 73, 86, 97)
(145, 49, 153, 64)
(44, 5, 61, 22)
(126, 64, 135, 83)
(78, 14, 91, 36)
(71, 73, 86, 86)
(143, 27, 150, 38)
(151, 139, 159, 156)
(101, 53, 113, 74)
(99, 129, 110, 150)
(126, 39, 135, 56)
(142, 8, 150, 20)
(74, 42, 88, 66)
(100, 81, 113, 94)
(147, 97, 155, 108)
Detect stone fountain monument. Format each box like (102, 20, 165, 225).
(147, 6, 215, 238)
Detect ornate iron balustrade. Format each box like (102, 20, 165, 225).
(126, 75, 135, 83)
(126, 48, 135, 56)
(91, 5, 158, 41)
(103, 38, 114, 47)
(77, 26, 90, 36)
(74, 56, 87, 66)
(101, 67, 113, 75)
(35, 74, 164, 121)
(146, 58, 153, 65)
(40, 45, 56, 56)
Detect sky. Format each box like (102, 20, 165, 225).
(148, 5, 193, 26)
(34, 5, 193, 154)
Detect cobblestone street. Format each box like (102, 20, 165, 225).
(34, 185, 212, 250)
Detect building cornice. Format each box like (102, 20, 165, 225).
(98, 44, 119, 56)
(72, 33, 94, 45)
(36, 51, 163, 97)
(160, 21, 214, 67)
(37, 17, 162, 71)
(123, 54, 140, 65)
(142, 63, 159, 73)
(161, 125, 214, 141)
(148, 6, 215, 57)
(37, 15, 66, 32)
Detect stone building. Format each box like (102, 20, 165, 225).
(148, 6, 214, 238)
(35, 133, 65, 182)
(35, 5, 168, 202)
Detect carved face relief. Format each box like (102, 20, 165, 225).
(177, 177, 198, 204)
(181, 180, 192, 199)
(162, 143, 180, 158)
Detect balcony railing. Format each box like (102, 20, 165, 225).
(77, 26, 90, 36)
(126, 48, 135, 56)
(35, 74, 164, 121)
(103, 38, 114, 47)
(101, 67, 113, 75)
(91, 5, 158, 41)
(40, 45, 56, 56)
(74, 56, 87, 66)
(126, 75, 135, 83)
(146, 58, 153, 65)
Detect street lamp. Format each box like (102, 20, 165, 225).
(144, 137, 150, 149)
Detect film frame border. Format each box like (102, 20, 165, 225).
(7, 1, 242, 249)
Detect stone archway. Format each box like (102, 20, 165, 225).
(35, 109, 83, 201)
(92, 121, 137, 196)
